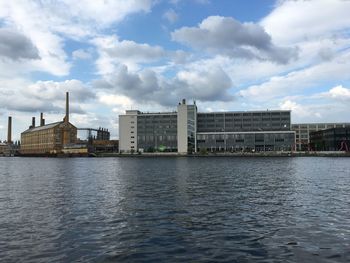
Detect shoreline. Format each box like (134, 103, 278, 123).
(3, 151, 349, 158)
(97, 151, 350, 158)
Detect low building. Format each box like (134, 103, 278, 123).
(197, 131, 295, 152)
(20, 92, 77, 156)
(0, 142, 8, 156)
(292, 123, 350, 151)
(91, 140, 119, 153)
(77, 127, 110, 141)
(119, 100, 295, 153)
(310, 127, 350, 151)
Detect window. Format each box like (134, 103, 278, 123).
(131, 141, 135, 143)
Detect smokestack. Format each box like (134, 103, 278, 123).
(40, 112, 44, 126)
(65, 92, 69, 123)
(7, 116, 12, 144)
(32, 117, 36, 128)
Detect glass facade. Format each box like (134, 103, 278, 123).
(197, 111, 291, 133)
(120, 105, 296, 153)
(137, 113, 177, 152)
(187, 105, 197, 152)
(196, 132, 295, 152)
(310, 128, 350, 151)
(292, 123, 350, 151)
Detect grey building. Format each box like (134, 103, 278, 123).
(196, 110, 294, 152)
(197, 110, 291, 133)
(310, 127, 350, 151)
(197, 132, 295, 152)
(137, 112, 178, 152)
(292, 123, 350, 151)
(119, 100, 295, 153)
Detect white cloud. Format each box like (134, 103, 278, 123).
(72, 49, 92, 60)
(239, 50, 350, 101)
(319, 85, 350, 101)
(98, 94, 134, 108)
(59, 0, 152, 29)
(261, 0, 350, 45)
(0, 0, 154, 77)
(93, 35, 168, 73)
(163, 9, 178, 23)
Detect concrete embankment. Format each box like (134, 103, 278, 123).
(97, 151, 350, 157)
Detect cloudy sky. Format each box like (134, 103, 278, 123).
(1, 0, 350, 140)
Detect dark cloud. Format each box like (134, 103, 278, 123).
(1, 98, 61, 113)
(171, 16, 298, 64)
(94, 64, 234, 106)
(0, 80, 94, 114)
(0, 28, 40, 60)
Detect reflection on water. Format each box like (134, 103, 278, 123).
(0, 157, 349, 262)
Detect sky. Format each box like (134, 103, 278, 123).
(0, 0, 350, 140)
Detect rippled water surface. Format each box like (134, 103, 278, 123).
(0, 157, 350, 262)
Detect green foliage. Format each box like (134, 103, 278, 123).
(199, 148, 208, 155)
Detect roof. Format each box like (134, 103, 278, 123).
(22, 121, 63, 134)
(197, 110, 291, 115)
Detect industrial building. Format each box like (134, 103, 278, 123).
(310, 127, 350, 151)
(77, 127, 118, 153)
(292, 123, 350, 151)
(119, 99, 295, 154)
(77, 127, 111, 141)
(20, 92, 78, 156)
(0, 116, 16, 156)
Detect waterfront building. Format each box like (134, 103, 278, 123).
(0, 116, 17, 156)
(119, 100, 295, 153)
(77, 127, 110, 141)
(76, 127, 118, 154)
(0, 142, 8, 156)
(292, 123, 350, 151)
(310, 127, 350, 151)
(20, 92, 77, 155)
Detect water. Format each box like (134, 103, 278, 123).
(0, 157, 349, 262)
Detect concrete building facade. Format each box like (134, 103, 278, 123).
(292, 123, 350, 151)
(177, 99, 197, 154)
(119, 110, 139, 152)
(119, 100, 295, 153)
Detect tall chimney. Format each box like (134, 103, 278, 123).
(65, 92, 69, 123)
(40, 112, 44, 126)
(32, 117, 36, 128)
(7, 116, 12, 144)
